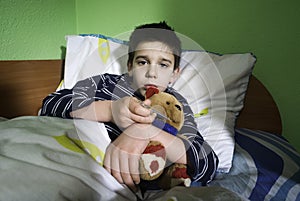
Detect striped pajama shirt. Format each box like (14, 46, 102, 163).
(40, 73, 218, 186)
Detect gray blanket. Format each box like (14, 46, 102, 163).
(0, 116, 244, 201)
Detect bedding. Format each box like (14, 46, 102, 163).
(210, 128, 300, 201)
(61, 34, 256, 173)
(0, 116, 299, 201)
(0, 31, 298, 201)
(0, 116, 135, 201)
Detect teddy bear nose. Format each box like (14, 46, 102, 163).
(175, 104, 182, 111)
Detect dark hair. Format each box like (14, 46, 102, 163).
(127, 21, 181, 70)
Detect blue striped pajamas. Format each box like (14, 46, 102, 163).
(40, 73, 218, 185)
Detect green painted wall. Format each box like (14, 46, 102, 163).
(0, 0, 77, 60)
(1, 0, 300, 151)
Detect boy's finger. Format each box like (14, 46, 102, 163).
(143, 99, 152, 107)
(129, 154, 140, 185)
(129, 97, 151, 116)
(120, 156, 138, 192)
(130, 113, 156, 124)
(111, 149, 123, 184)
(103, 147, 112, 174)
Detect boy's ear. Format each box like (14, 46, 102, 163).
(169, 67, 181, 84)
(127, 62, 133, 76)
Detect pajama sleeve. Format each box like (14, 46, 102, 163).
(172, 90, 219, 185)
(40, 74, 119, 118)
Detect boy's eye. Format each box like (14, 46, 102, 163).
(137, 60, 148, 66)
(160, 63, 169, 68)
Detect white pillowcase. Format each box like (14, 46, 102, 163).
(174, 51, 256, 172)
(61, 34, 256, 173)
(62, 35, 128, 89)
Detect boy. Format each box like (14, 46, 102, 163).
(41, 21, 218, 192)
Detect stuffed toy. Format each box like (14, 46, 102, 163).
(139, 87, 191, 189)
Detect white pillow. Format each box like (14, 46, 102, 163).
(62, 34, 256, 173)
(173, 51, 256, 173)
(61, 35, 128, 89)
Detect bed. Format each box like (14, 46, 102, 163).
(0, 34, 299, 201)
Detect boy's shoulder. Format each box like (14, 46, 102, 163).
(89, 73, 128, 83)
(166, 87, 188, 104)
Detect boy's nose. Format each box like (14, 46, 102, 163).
(146, 64, 158, 78)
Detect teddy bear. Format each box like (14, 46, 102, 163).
(139, 87, 191, 189)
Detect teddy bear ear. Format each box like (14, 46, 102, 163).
(174, 104, 182, 111)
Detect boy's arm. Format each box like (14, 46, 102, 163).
(150, 129, 187, 164)
(69, 100, 113, 122)
(40, 76, 105, 118)
(179, 104, 219, 184)
(170, 90, 219, 185)
(151, 115, 218, 184)
(40, 74, 122, 120)
(70, 97, 155, 128)
(40, 74, 155, 127)
(40, 88, 75, 118)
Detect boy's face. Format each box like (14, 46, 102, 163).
(128, 41, 180, 96)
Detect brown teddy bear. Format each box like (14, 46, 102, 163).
(139, 87, 191, 189)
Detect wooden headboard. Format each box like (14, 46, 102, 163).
(0, 60, 63, 118)
(0, 60, 282, 134)
(236, 76, 282, 134)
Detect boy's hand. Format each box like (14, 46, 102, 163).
(111, 97, 155, 129)
(103, 123, 186, 191)
(103, 124, 151, 192)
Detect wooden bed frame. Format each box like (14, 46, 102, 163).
(0, 60, 282, 134)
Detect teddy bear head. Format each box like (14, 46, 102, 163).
(149, 92, 184, 131)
